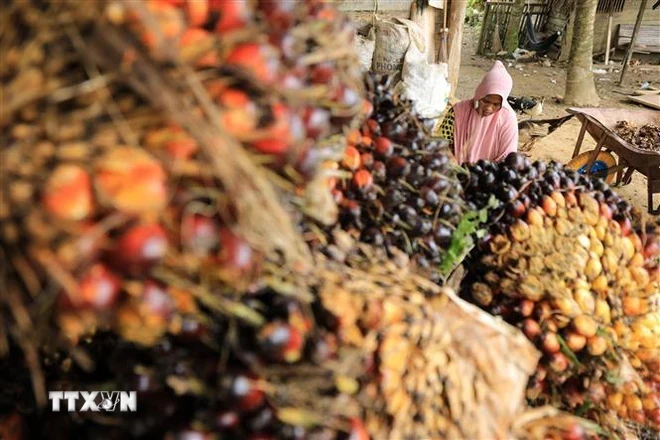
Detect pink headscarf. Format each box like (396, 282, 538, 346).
(452, 61, 518, 164)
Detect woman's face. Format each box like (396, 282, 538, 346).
(477, 94, 503, 117)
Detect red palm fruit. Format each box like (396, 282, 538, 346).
(280, 72, 304, 90)
(331, 188, 343, 203)
(644, 240, 660, 260)
(294, 147, 323, 182)
(346, 129, 362, 146)
(341, 146, 361, 170)
(310, 61, 335, 84)
(541, 195, 557, 217)
(548, 352, 569, 372)
(110, 223, 169, 274)
(226, 43, 280, 85)
(178, 28, 218, 67)
(95, 147, 168, 215)
(302, 107, 330, 140)
(562, 423, 586, 440)
(251, 103, 291, 154)
(230, 375, 265, 412)
(218, 227, 255, 272)
(258, 321, 304, 363)
(618, 217, 632, 236)
(216, 410, 240, 430)
(647, 407, 660, 426)
(60, 264, 121, 310)
(212, 0, 250, 33)
(140, 1, 185, 48)
(164, 136, 198, 160)
(43, 164, 93, 221)
(348, 418, 369, 440)
(360, 153, 374, 168)
(599, 203, 613, 220)
(218, 88, 259, 137)
(178, 317, 209, 341)
(541, 332, 560, 354)
(181, 214, 220, 256)
(520, 319, 542, 340)
(374, 136, 393, 157)
(312, 333, 338, 363)
(519, 299, 535, 317)
(351, 169, 373, 192)
(140, 280, 174, 319)
(362, 99, 374, 118)
(258, 0, 296, 29)
(184, 0, 208, 26)
(334, 85, 360, 108)
(510, 199, 526, 217)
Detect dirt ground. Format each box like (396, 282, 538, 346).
(455, 26, 660, 215)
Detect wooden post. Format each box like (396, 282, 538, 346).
(447, 0, 467, 95)
(619, 0, 648, 85)
(604, 14, 613, 65)
(410, 1, 436, 63)
(436, 3, 448, 63)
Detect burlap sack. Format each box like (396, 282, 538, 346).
(355, 27, 375, 72)
(372, 17, 425, 79)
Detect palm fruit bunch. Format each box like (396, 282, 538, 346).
(0, 0, 373, 437)
(1, 0, 365, 345)
(326, 73, 465, 282)
(310, 235, 544, 440)
(459, 153, 660, 436)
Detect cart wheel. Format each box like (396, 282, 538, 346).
(565, 150, 617, 184)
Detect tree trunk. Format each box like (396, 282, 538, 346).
(504, 0, 525, 53)
(563, 0, 600, 106)
(447, 0, 467, 95)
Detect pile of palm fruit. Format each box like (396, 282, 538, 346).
(460, 154, 660, 438)
(327, 73, 465, 282)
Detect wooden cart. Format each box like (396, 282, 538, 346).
(567, 107, 660, 215)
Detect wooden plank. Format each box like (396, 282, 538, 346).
(627, 94, 660, 110)
(616, 24, 660, 53)
(618, 24, 660, 39)
(334, 0, 414, 12)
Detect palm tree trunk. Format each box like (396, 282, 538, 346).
(563, 0, 600, 106)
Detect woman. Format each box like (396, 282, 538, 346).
(435, 61, 518, 164)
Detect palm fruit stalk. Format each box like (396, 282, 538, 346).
(322, 73, 465, 283)
(459, 153, 660, 437)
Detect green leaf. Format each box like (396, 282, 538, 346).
(556, 333, 581, 367)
